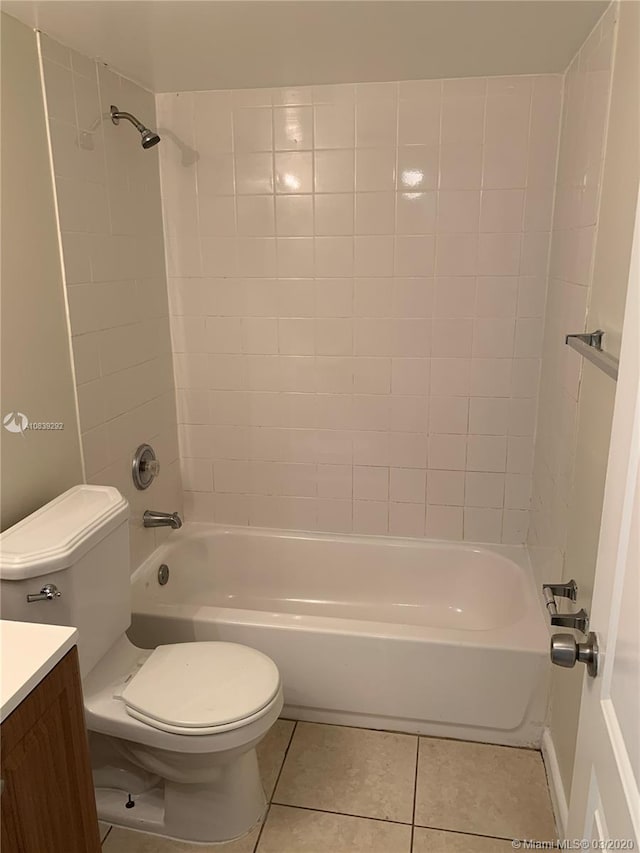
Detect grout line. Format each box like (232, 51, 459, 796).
(413, 822, 546, 844)
(260, 800, 550, 848)
(252, 803, 271, 852)
(252, 720, 298, 852)
(282, 717, 540, 751)
(268, 800, 413, 827)
(409, 735, 420, 851)
(274, 719, 298, 794)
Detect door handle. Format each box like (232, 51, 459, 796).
(550, 631, 599, 677)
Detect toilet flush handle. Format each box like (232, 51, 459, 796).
(26, 583, 62, 603)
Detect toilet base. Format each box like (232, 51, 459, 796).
(95, 748, 267, 843)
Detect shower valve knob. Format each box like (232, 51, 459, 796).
(550, 631, 598, 677)
(142, 458, 160, 477)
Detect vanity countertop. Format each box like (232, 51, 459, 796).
(0, 620, 78, 721)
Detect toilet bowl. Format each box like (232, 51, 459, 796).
(84, 635, 283, 842)
(0, 485, 284, 843)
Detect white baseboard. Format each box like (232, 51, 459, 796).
(541, 727, 569, 837)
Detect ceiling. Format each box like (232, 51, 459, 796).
(3, 1, 608, 93)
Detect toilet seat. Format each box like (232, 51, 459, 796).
(121, 642, 281, 736)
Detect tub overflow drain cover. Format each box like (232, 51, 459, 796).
(158, 564, 169, 586)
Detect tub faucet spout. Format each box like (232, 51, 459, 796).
(143, 510, 183, 529)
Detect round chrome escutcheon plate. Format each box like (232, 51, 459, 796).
(132, 443, 160, 490)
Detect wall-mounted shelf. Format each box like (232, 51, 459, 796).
(565, 330, 619, 381)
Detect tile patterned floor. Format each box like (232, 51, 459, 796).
(101, 720, 557, 853)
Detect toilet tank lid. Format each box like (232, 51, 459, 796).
(0, 486, 129, 579)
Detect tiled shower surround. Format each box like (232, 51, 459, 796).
(158, 75, 562, 542)
(40, 35, 182, 566)
(529, 5, 616, 569)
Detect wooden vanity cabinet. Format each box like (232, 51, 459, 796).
(1, 647, 101, 852)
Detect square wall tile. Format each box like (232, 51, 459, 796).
(315, 194, 354, 235)
(154, 70, 564, 545)
(464, 507, 503, 542)
(467, 435, 507, 472)
(440, 142, 483, 189)
(428, 434, 467, 470)
(425, 505, 463, 539)
(355, 192, 395, 235)
(429, 397, 469, 434)
(389, 501, 425, 536)
(274, 106, 313, 150)
(354, 466, 389, 501)
(314, 102, 355, 149)
(276, 195, 313, 236)
(396, 192, 437, 234)
(315, 149, 355, 192)
(397, 145, 438, 191)
(465, 472, 505, 508)
(356, 99, 397, 148)
(427, 470, 465, 506)
(235, 152, 273, 194)
(275, 152, 313, 194)
(356, 148, 396, 191)
(437, 190, 481, 234)
(353, 500, 389, 534)
(390, 467, 426, 503)
(398, 96, 441, 146)
(233, 106, 273, 151)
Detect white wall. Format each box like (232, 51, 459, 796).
(158, 74, 562, 543)
(39, 34, 181, 568)
(0, 14, 84, 530)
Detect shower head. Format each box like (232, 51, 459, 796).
(140, 128, 161, 149)
(110, 105, 161, 149)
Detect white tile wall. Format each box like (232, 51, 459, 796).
(158, 73, 562, 543)
(528, 5, 617, 569)
(40, 35, 182, 568)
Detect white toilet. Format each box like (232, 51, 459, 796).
(0, 485, 283, 843)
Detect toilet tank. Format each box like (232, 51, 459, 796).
(0, 485, 130, 677)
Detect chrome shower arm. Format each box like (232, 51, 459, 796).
(110, 104, 161, 149)
(110, 106, 145, 133)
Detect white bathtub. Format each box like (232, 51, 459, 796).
(129, 524, 550, 747)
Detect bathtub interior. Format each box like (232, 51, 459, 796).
(131, 525, 542, 633)
(129, 525, 551, 746)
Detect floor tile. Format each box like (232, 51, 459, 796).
(412, 827, 515, 852)
(258, 718, 296, 799)
(256, 805, 412, 853)
(102, 822, 260, 852)
(273, 722, 418, 823)
(99, 821, 112, 842)
(414, 738, 556, 841)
